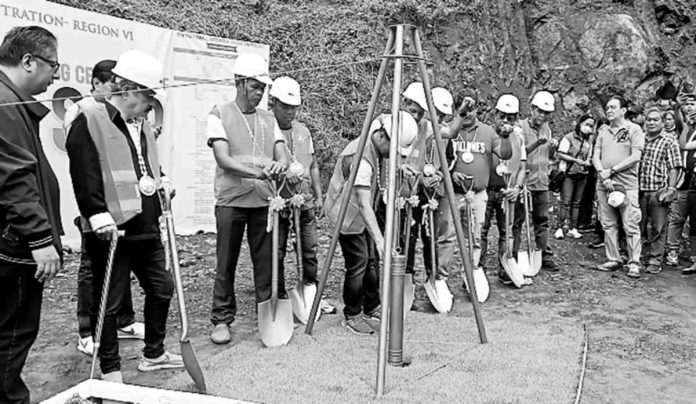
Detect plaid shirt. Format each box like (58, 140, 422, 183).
(639, 131, 682, 191)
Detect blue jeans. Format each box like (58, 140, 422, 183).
(338, 231, 380, 318)
(639, 191, 670, 266)
(0, 261, 42, 404)
(559, 174, 587, 230)
(84, 236, 174, 375)
(278, 208, 319, 286)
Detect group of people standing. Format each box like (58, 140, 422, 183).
(1, 23, 695, 404)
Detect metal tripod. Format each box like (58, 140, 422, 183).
(304, 24, 488, 396)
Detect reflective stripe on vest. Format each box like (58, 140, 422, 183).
(325, 137, 380, 235)
(212, 102, 277, 204)
(77, 101, 160, 231)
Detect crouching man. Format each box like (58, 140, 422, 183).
(325, 112, 417, 335)
(66, 50, 182, 382)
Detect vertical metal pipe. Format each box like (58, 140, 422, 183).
(304, 29, 395, 335)
(376, 24, 405, 396)
(411, 28, 488, 344)
(388, 254, 406, 366)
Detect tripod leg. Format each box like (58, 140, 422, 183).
(411, 28, 488, 344)
(304, 28, 396, 335)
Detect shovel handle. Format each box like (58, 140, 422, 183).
(271, 210, 279, 302)
(428, 208, 438, 276)
(403, 205, 413, 259)
(522, 186, 534, 253)
(293, 207, 304, 283)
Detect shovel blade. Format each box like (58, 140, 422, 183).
(424, 279, 449, 313)
(504, 257, 525, 288)
(258, 299, 294, 347)
(403, 274, 415, 317)
(180, 340, 206, 393)
(529, 250, 542, 276)
(518, 251, 532, 276)
(472, 267, 490, 303)
(290, 285, 320, 325)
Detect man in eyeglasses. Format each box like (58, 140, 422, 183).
(64, 59, 146, 357)
(66, 50, 182, 382)
(0, 25, 62, 404)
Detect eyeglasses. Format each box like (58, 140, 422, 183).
(32, 54, 60, 71)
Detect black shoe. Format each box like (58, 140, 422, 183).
(542, 258, 559, 272)
(587, 237, 604, 249)
(497, 268, 513, 285)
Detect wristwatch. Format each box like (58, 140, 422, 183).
(609, 167, 617, 176)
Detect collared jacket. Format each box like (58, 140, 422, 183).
(66, 101, 163, 239)
(0, 70, 63, 264)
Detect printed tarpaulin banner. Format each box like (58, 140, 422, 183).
(0, 0, 270, 247)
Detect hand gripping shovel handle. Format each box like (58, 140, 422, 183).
(90, 229, 121, 380)
(293, 206, 305, 305)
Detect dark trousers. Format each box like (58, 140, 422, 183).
(513, 190, 550, 256)
(559, 174, 587, 230)
(578, 168, 597, 228)
(278, 207, 319, 286)
(77, 231, 135, 337)
(85, 236, 173, 374)
(0, 262, 42, 404)
(405, 203, 436, 277)
(211, 206, 286, 326)
(338, 231, 380, 318)
(481, 187, 506, 268)
(640, 191, 671, 266)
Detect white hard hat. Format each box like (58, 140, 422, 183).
(495, 94, 520, 114)
(269, 76, 301, 106)
(112, 50, 166, 99)
(531, 91, 555, 112)
(607, 184, 627, 208)
(369, 112, 418, 157)
(402, 82, 429, 111)
(233, 53, 272, 85)
(432, 87, 454, 115)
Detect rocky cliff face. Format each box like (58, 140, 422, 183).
(53, 0, 695, 178)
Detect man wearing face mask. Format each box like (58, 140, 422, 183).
(64, 59, 145, 357)
(440, 92, 513, 293)
(638, 107, 681, 275)
(207, 53, 288, 345)
(0, 25, 62, 404)
(66, 50, 182, 382)
(513, 91, 558, 271)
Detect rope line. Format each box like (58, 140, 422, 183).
(0, 55, 404, 109)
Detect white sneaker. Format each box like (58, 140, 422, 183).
(117, 322, 145, 340)
(77, 335, 94, 356)
(568, 228, 582, 239)
(137, 351, 184, 372)
(554, 228, 564, 239)
(319, 298, 336, 314)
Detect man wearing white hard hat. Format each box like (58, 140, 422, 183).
(66, 50, 182, 382)
(402, 86, 456, 312)
(64, 59, 146, 358)
(592, 95, 645, 278)
(269, 76, 333, 320)
(207, 53, 288, 345)
(512, 90, 558, 271)
(439, 91, 513, 299)
(481, 94, 528, 285)
(325, 112, 417, 335)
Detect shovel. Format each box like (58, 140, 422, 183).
(289, 207, 320, 324)
(521, 186, 542, 276)
(500, 199, 524, 288)
(160, 192, 207, 393)
(402, 203, 415, 315)
(258, 208, 294, 347)
(89, 229, 121, 381)
(460, 180, 489, 303)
